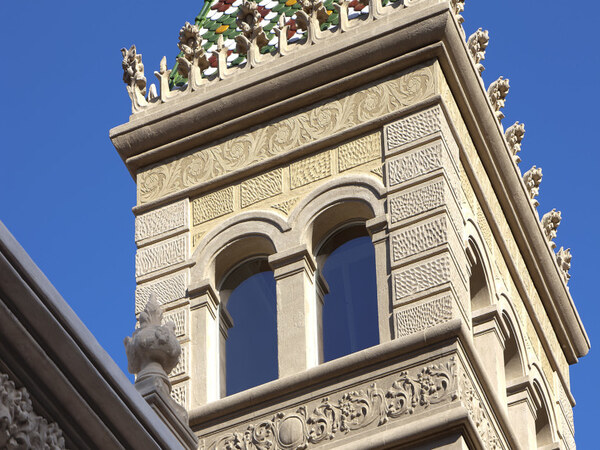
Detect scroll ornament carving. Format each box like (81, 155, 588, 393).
(177, 22, 210, 91)
(487, 76, 510, 122)
(207, 359, 457, 449)
(236, 1, 269, 66)
(541, 208, 561, 249)
(121, 45, 149, 112)
(467, 28, 489, 75)
(138, 64, 435, 204)
(556, 247, 572, 284)
(522, 165, 542, 208)
(458, 371, 502, 449)
(504, 121, 525, 164)
(450, 0, 466, 26)
(0, 373, 66, 449)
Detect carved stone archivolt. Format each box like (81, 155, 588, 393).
(204, 358, 457, 449)
(504, 121, 525, 164)
(0, 372, 66, 449)
(467, 28, 489, 75)
(522, 165, 542, 208)
(541, 208, 561, 249)
(487, 76, 510, 122)
(138, 63, 435, 204)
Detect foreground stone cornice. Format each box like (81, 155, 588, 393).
(110, 1, 588, 368)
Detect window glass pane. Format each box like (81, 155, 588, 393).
(322, 236, 379, 362)
(226, 270, 278, 395)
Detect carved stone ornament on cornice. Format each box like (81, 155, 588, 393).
(177, 22, 210, 91)
(0, 372, 66, 449)
(541, 208, 561, 250)
(121, 45, 148, 113)
(504, 121, 525, 165)
(467, 28, 489, 75)
(487, 76, 510, 122)
(556, 246, 572, 285)
(522, 165, 542, 209)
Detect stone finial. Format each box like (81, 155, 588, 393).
(522, 166, 542, 208)
(121, 45, 148, 112)
(556, 247, 572, 284)
(541, 209, 561, 249)
(296, 0, 329, 31)
(451, 0, 465, 26)
(487, 76, 510, 122)
(505, 121, 525, 164)
(177, 22, 210, 78)
(467, 28, 489, 75)
(124, 294, 181, 384)
(236, 0, 269, 56)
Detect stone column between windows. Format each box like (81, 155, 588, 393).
(268, 245, 324, 378)
(383, 104, 470, 340)
(472, 305, 508, 406)
(506, 377, 539, 449)
(187, 280, 232, 406)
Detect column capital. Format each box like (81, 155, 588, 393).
(268, 245, 316, 280)
(472, 304, 508, 347)
(507, 375, 540, 419)
(366, 215, 388, 244)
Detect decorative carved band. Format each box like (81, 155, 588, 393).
(137, 63, 436, 204)
(203, 357, 457, 450)
(0, 372, 66, 449)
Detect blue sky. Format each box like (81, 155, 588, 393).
(1, 0, 598, 446)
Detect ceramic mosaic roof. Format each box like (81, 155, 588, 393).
(169, 0, 401, 87)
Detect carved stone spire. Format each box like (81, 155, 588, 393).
(236, 0, 269, 56)
(467, 28, 489, 75)
(522, 166, 542, 208)
(505, 121, 525, 164)
(177, 22, 209, 90)
(556, 247, 572, 284)
(487, 76, 510, 122)
(121, 45, 148, 112)
(541, 209, 561, 249)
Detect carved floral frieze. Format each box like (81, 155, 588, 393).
(0, 372, 66, 449)
(202, 358, 457, 449)
(138, 63, 436, 204)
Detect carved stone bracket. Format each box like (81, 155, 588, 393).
(487, 76, 510, 122)
(467, 28, 489, 75)
(541, 208, 561, 249)
(556, 247, 572, 284)
(177, 22, 210, 91)
(0, 372, 66, 449)
(504, 121, 525, 164)
(522, 166, 542, 209)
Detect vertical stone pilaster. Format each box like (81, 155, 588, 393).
(269, 246, 323, 377)
(187, 281, 229, 406)
(383, 104, 469, 339)
(472, 305, 508, 405)
(506, 377, 539, 449)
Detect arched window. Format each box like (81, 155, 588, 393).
(502, 314, 525, 384)
(319, 226, 379, 363)
(534, 383, 554, 447)
(469, 252, 491, 312)
(220, 258, 278, 396)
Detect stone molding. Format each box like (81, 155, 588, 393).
(0, 372, 66, 449)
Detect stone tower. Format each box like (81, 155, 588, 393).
(111, 1, 589, 448)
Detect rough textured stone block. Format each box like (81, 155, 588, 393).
(338, 131, 381, 172)
(391, 215, 448, 261)
(241, 169, 283, 208)
(164, 308, 187, 337)
(135, 272, 188, 313)
(192, 187, 235, 225)
(387, 141, 445, 186)
(290, 152, 331, 189)
(135, 235, 187, 277)
(396, 296, 453, 337)
(135, 200, 188, 243)
(393, 255, 451, 300)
